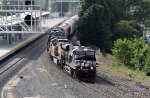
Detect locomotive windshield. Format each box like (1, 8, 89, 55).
(74, 51, 95, 55)
(58, 40, 70, 42)
(76, 56, 96, 61)
(74, 51, 96, 61)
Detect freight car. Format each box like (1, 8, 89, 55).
(58, 15, 78, 38)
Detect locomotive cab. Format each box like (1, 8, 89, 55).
(68, 47, 97, 80)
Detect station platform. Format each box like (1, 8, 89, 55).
(0, 18, 65, 61)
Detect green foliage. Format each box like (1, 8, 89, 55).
(143, 50, 150, 75)
(130, 38, 149, 69)
(112, 39, 132, 66)
(77, 0, 113, 52)
(113, 20, 143, 41)
(115, 0, 150, 21)
(78, 0, 150, 53)
(77, 3, 112, 52)
(39, 0, 52, 11)
(40, 0, 47, 10)
(78, 0, 102, 17)
(144, 20, 150, 28)
(51, 2, 69, 12)
(113, 38, 149, 70)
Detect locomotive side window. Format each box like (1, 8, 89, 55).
(52, 40, 57, 46)
(53, 43, 57, 46)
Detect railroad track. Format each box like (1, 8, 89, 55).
(60, 69, 124, 98)
(81, 79, 122, 98)
(62, 65, 149, 98)
(0, 33, 49, 98)
(0, 33, 47, 75)
(52, 33, 150, 98)
(80, 72, 150, 98)
(98, 71, 150, 98)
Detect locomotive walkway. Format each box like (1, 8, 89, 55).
(0, 18, 65, 62)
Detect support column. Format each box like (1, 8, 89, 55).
(18, 34, 22, 40)
(15, 34, 17, 41)
(8, 33, 12, 44)
(4, 34, 7, 40)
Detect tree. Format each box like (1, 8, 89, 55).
(104, 0, 150, 23)
(118, 0, 150, 22)
(39, 0, 47, 11)
(144, 20, 150, 28)
(77, 3, 112, 52)
(77, 0, 150, 52)
(51, 2, 69, 12)
(143, 50, 150, 76)
(112, 20, 143, 41)
(77, 0, 113, 52)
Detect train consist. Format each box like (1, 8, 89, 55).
(58, 15, 78, 38)
(47, 16, 97, 81)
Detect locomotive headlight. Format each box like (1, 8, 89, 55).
(80, 67, 83, 69)
(84, 48, 88, 51)
(90, 66, 94, 70)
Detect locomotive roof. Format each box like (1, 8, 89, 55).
(58, 23, 70, 29)
(72, 46, 95, 52)
(63, 19, 75, 26)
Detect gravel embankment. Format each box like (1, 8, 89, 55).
(96, 52, 150, 98)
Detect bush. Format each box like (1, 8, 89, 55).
(130, 38, 149, 69)
(143, 50, 150, 76)
(113, 38, 149, 70)
(112, 38, 132, 66)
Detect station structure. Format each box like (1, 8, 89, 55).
(0, 0, 49, 44)
(0, 0, 79, 44)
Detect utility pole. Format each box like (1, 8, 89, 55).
(46, 0, 49, 11)
(61, 0, 63, 17)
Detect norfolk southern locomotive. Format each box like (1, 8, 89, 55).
(47, 16, 96, 81)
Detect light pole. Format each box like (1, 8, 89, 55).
(50, 0, 51, 18)
(61, 0, 62, 17)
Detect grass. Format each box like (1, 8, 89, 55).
(100, 64, 150, 85)
(96, 52, 150, 87)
